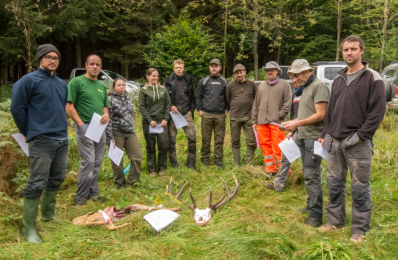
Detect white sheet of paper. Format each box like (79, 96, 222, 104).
(85, 113, 108, 143)
(108, 141, 124, 166)
(270, 122, 284, 128)
(314, 141, 328, 161)
(169, 112, 188, 129)
(143, 209, 180, 232)
(278, 138, 301, 163)
(149, 124, 164, 134)
(12, 133, 29, 156)
(253, 130, 260, 148)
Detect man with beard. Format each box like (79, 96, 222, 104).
(226, 64, 257, 167)
(282, 59, 330, 228)
(164, 59, 196, 170)
(318, 35, 385, 243)
(66, 54, 110, 206)
(196, 59, 229, 169)
(252, 61, 291, 176)
(11, 44, 68, 243)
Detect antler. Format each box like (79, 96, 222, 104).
(210, 173, 239, 210)
(167, 177, 197, 211)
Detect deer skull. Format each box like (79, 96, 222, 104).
(167, 173, 239, 226)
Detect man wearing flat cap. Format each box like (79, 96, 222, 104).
(196, 58, 229, 169)
(226, 64, 257, 167)
(282, 59, 330, 228)
(11, 44, 68, 243)
(252, 61, 291, 175)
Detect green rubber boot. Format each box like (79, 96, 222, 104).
(232, 148, 241, 168)
(22, 197, 43, 243)
(40, 190, 58, 222)
(245, 148, 256, 165)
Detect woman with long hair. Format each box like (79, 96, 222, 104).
(106, 78, 142, 189)
(139, 68, 171, 177)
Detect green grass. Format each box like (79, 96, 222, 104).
(1, 87, 398, 259)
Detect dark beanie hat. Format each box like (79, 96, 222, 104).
(35, 44, 61, 61)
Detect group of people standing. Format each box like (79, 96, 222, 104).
(10, 34, 385, 244)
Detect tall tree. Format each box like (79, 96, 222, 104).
(335, 0, 343, 61)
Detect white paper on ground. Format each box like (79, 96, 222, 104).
(270, 122, 284, 128)
(278, 138, 301, 163)
(253, 130, 260, 148)
(169, 111, 188, 129)
(85, 113, 108, 142)
(314, 141, 328, 161)
(143, 209, 180, 232)
(149, 124, 164, 134)
(108, 141, 124, 166)
(12, 133, 29, 156)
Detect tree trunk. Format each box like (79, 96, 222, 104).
(124, 53, 129, 80)
(335, 0, 342, 61)
(380, 0, 389, 72)
(76, 37, 82, 67)
(222, 2, 228, 77)
(0, 59, 7, 87)
(253, 0, 259, 80)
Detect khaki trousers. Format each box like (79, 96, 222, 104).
(168, 112, 196, 164)
(200, 112, 225, 165)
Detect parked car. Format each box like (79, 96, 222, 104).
(66, 68, 141, 93)
(381, 62, 398, 109)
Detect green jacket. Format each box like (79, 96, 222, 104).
(139, 83, 171, 124)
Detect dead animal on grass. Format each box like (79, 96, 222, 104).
(167, 173, 239, 226)
(72, 204, 182, 230)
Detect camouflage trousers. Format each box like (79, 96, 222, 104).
(168, 112, 196, 164)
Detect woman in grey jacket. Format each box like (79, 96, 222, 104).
(106, 78, 142, 189)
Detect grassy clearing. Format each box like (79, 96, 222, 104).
(0, 86, 398, 259)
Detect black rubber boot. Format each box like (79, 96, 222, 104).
(40, 190, 58, 222)
(245, 148, 256, 165)
(232, 148, 241, 168)
(22, 197, 43, 243)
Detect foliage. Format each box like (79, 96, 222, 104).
(144, 15, 222, 82)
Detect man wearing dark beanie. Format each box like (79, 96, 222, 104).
(11, 44, 68, 243)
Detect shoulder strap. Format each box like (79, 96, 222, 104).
(203, 76, 210, 86)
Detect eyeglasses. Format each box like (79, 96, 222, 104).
(43, 55, 60, 62)
(291, 74, 299, 79)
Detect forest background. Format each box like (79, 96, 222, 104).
(1, 0, 398, 83)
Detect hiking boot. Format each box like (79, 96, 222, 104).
(185, 162, 195, 170)
(40, 190, 58, 222)
(264, 182, 283, 192)
(216, 163, 224, 170)
(89, 196, 106, 203)
(22, 197, 43, 243)
(304, 216, 322, 228)
(350, 234, 365, 243)
(159, 171, 165, 176)
(318, 223, 342, 232)
(170, 161, 178, 169)
(149, 172, 156, 177)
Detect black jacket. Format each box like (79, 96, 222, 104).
(196, 75, 229, 114)
(164, 72, 196, 115)
(321, 62, 386, 140)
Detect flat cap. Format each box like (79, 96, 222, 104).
(209, 59, 221, 66)
(233, 64, 246, 73)
(35, 44, 61, 61)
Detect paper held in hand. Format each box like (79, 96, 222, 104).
(143, 209, 180, 232)
(314, 141, 328, 161)
(169, 111, 188, 129)
(85, 112, 108, 143)
(278, 138, 301, 163)
(149, 124, 164, 134)
(108, 141, 124, 166)
(253, 130, 260, 148)
(12, 133, 29, 156)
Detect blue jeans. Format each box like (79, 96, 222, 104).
(23, 135, 68, 199)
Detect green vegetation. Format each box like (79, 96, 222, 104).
(0, 86, 397, 259)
